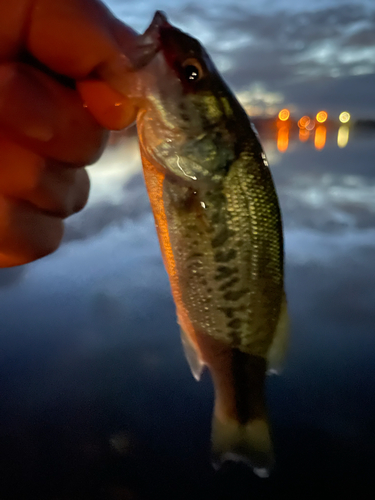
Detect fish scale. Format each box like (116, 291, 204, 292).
(161, 155, 282, 357)
(130, 11, 289, 473)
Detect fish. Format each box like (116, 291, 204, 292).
(126, 11, 289, 475)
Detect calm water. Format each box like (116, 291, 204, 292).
(1, 129, 375, 499)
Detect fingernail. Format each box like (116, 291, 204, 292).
(78, 79, 137, 130)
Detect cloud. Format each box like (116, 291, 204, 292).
(278, 72, 375, 116)
(63, 172, 151, 243)
(163, 2, 375, 115)
(104, 0, 375, 115)
(218, 5, 374, 82)
(271, 138, 375, 233)
(343, 26, 375, 48)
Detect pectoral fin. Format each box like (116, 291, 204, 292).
(180, 328, 205, 381)
(267, 293, 289, 375)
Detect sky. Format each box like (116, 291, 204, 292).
(104, 0, 375, 118)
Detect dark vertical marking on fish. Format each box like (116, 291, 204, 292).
(214, 266, 237, 281)
(211, 227, 234, 248)
(228, 318, 242, 329)
(218, 276, 240, 291)
(223, 289, 248, 301)
(231, 350, 267, 425)
(214, 249, 237, 263)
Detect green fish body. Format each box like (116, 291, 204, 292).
(128, 11, 289, 475)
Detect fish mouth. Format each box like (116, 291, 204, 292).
(128, 11, 171, 69)
(148, 10, 171, 32)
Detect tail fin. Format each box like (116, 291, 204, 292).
(211, 413, 274, 477)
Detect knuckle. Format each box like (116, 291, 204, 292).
(84, 128, 109, 165)
(29, 219, 64, 261)
(21, 164, 91, 219)
(0, 198, 64, 266)
(73, 167, 91, 213)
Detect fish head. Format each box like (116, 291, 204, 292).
(132, 11, 249, 185)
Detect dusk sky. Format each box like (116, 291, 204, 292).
(104, 0, 375, 118)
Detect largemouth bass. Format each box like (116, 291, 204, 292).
(127, 11, 288, 475)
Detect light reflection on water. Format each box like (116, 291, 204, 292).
(0, 131, 375, 498)
(275, 121, 356, 152)
(337, 125, 350, 148)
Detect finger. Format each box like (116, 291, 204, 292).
(0, 63, 108, 164)
(0, 196, 64, 267)
(0, 135, 45, 195)
(0, 0, 30, 59)
(0, 0, 139, 131)
(25, 164, 91, 218)
(26, 0, 138, 92)
(78, 80, 137, 130)
(0, 136, 90, 218)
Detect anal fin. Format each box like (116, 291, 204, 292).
(180, 328, 205, 381)
(267, 293, 289, 375)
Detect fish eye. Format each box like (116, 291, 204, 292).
(182, 58, 203, 82)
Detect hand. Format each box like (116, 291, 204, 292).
(0, 0, 138, 267)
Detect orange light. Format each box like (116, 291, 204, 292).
(298, 115, 311, 129)
(306, 119, 316, 131)
(277, 125, 289, 152)
(299, 128, 310, 142)
(278, 108, 290, 121)
(314, 125, 327, 150)
(316, 111, 328, 123)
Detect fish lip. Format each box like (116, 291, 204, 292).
(128, 11, 170, 70)
(149, 10, 171, 31)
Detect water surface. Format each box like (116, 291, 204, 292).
(1, 130, 375, 499)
